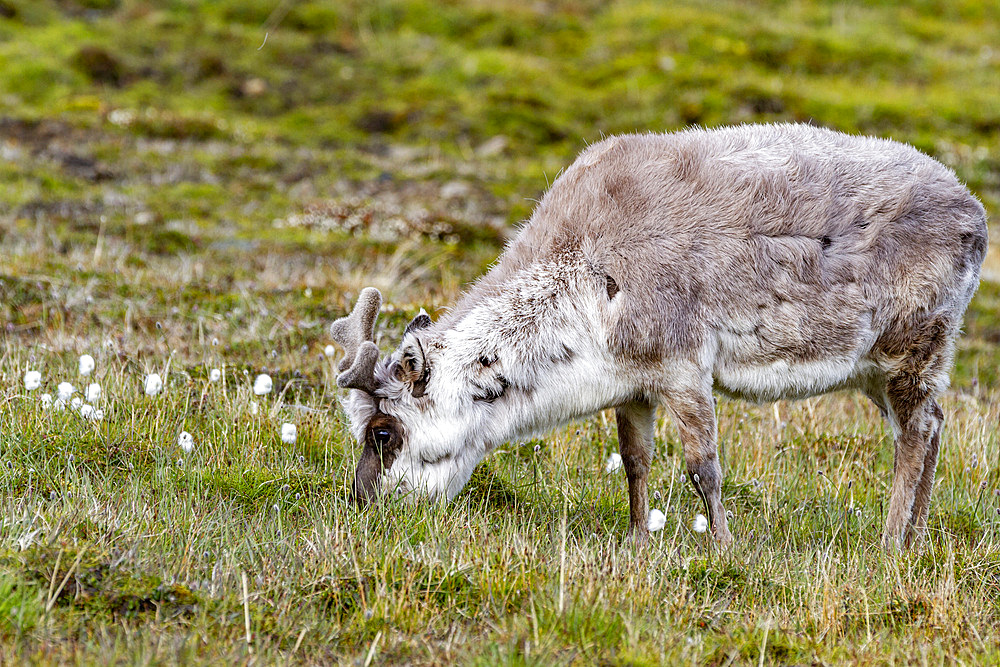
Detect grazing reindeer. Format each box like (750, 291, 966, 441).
(331, 123, 987, 550)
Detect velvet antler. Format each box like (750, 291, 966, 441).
(330, 287, 382, 394)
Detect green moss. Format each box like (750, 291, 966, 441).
(727, 626, 811, 665)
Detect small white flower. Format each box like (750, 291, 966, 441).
(178, 431, 194, 453)
(71, 397, 83, 411)
(79, 405, 104, 421)
(648, 509, 667, 532)
(604, 452, 622, 473)
(281, 422, 297, 444)
(209, 368, 221, 382)
(24, 370, 42, 391)
(145, 373, 162, 396)
(324, 344, 335, 358)
(249, 400, 259, 416)
(57, 382, 75, 401)
(85, 383, 101, 403)
(79, 354, 95, 376)
(53, 398, 67, 411)
(40, 393, 53, 409)
(253, 374, 272, 395)
(693, 513, 709, 533)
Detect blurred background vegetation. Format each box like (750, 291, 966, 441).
(1, 0, 998, 380)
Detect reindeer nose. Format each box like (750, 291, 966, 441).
(350, 478, 377, 506)
(351, 446, 382, 506)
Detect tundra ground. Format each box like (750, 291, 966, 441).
(2, 1, 1000, 664)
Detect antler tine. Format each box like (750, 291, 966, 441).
(337, 341, 380, 394)
(330, 287, 382, 372)
(330, 287, 383, 393)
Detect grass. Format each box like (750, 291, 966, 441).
(1, 0, 1000, 663)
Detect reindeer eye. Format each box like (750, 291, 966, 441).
(372, 428, 391, 447)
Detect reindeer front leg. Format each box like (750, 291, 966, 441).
(663, 383, 733, 546)
(616, 400, 657, 544)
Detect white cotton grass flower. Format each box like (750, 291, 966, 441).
(79, 354, 95, 376)
(178, 431, 194, 454)
(57, 382, 75, 401)
(145, 373, 163, 396)
(253, 373, 272, 396)
(209, 368, 221, 382)
(85, 383, 101, 403)
(648, 509, 667, 532)
(324, 344, 335, 358)
(693, 513, 709, 533)
(281, 422, 297, 444)
(71, 396, 83, 411)
(40, 393, 53, 409)
(604, 452, 622, 473)
(249, 401, 259, 416)
(79, 404, 103, 421)
(24, 370, 42, 391)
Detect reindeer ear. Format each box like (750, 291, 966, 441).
(404, 308, 432, 337)
(395, 337, 429, 397)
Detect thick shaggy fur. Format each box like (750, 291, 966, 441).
(342, 123, 987, 550)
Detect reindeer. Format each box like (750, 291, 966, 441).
(330, 123, 988, 550)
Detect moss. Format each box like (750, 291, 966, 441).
(71, 45, 124, 86)
(146, 228, 198, 255)
(727, 626, 810, 665)
(683, 560, 751, 595)
(464, 462, 524, 514)
(54, 0, 120, 14)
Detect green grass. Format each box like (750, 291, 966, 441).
(2, 0, 1000, 663)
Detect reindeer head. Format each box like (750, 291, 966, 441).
(331, 288, 499, 506)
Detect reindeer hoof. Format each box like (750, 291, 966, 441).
(713, 526, 734, 548)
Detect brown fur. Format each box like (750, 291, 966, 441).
(464, 124, 986, 548)
(352, 413, 403, 504)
